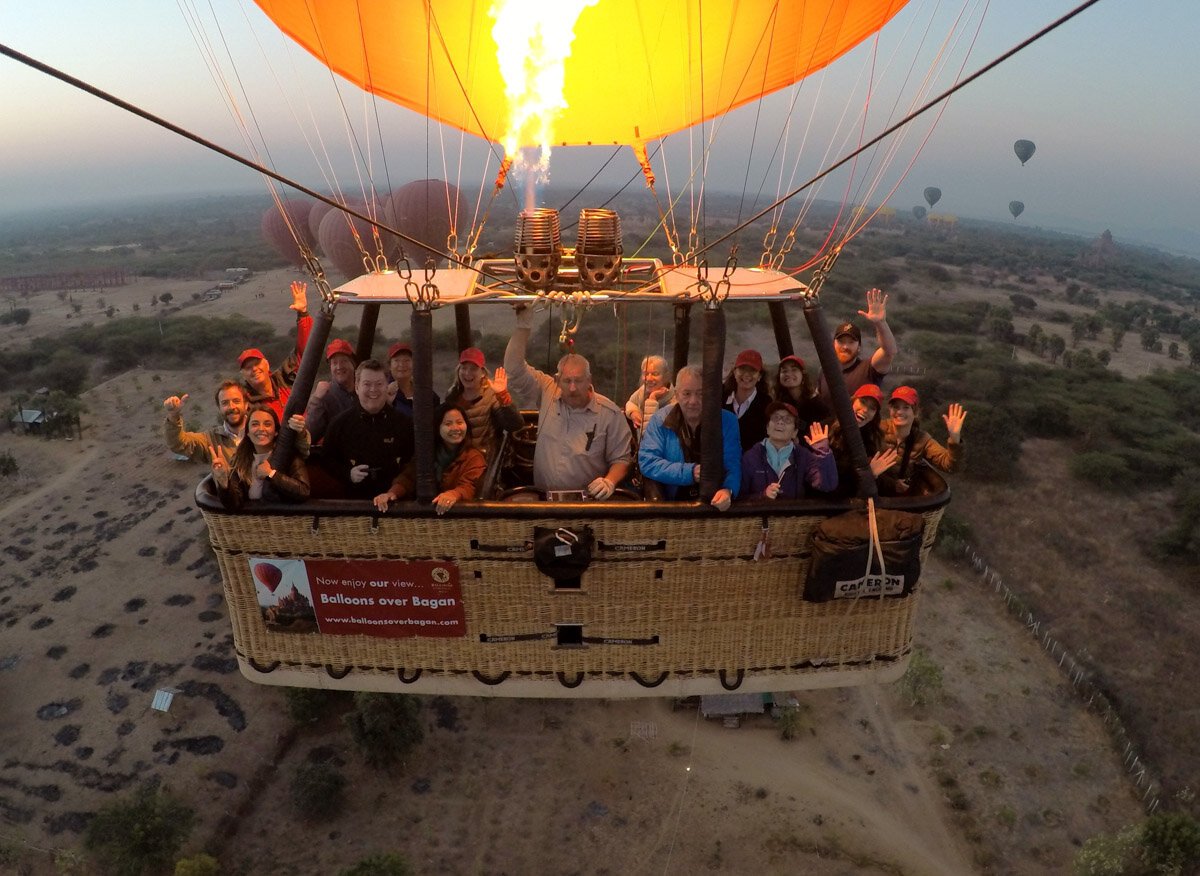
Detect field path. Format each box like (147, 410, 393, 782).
(0, 441, 99, 525)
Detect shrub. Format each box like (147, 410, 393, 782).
(778, 706, 805, 741)
(340, 853, 414, 876)
(898, 648, 943, 707)
(0, 450, 17, 477)
(344, 693, 423, 768)
(1069, 452, 1132, 492)
(1074, 824, 1141, 876)
(175, 853, 221, 876)
(84, 781, 195, 876)
(0, 308, 31, 326)
(290, 761, 347, 820)
(284, 687, 346, 724)
(1139, 811, 1200, 874)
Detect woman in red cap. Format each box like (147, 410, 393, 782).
(387, 341, 440, 418)
(827, 384, 898, 496)
(722, 349, 772, 452)
(772, 354, 830, 434)
(879, 386, 966, 495)
(444, 347, 523, 459)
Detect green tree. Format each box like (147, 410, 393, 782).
(1139, 811, 1200, 874)
(344, 693, 424, 768)
(84, 781, 195, 876)
(160, 292, 174, 305)
(175, 853, 221, 876)
(1110, 325, 1125, 351)
(1048, 334, 1066, 364)
(1168, 341, 1180, 360)
(1140, 326, 1160, 351)
(290, 761, 347, 820)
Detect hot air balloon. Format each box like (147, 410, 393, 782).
(923, 187, 941, 208)
(317, 205, 382, 280)
(1009, 200, 1025, 219)
(187, 0, 957, 701)
(382, 180, 463, 268)
(253, 1, 913, 147)
(912, 205, 927, 219)
(308, 200, 335, 241)
(1014, 139, 1036, 165)
(253, 562, 284, 593)
(261, 200, 316, 266)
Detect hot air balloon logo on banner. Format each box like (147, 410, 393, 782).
(246, 557, 465, 638)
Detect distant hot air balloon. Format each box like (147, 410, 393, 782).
(1014, 139, 1036, 166)
(923, 187, 941, 208)
(317, 204, 378, 280)
(912, 205, 927, 220)
(261, 200, 316, 266)
(308, 200, 335, 241)
(383, 180, 463, 267)
(253, 562, 284, 593)
(1009, 200, 1025, 219)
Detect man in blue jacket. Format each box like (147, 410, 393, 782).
(638, 365, 740, 510)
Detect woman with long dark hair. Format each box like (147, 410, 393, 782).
(827, 384, 897, 497)
(210, 403, 309, 509)
(376, 403, 487, 515)
(771, 354, 829, 434)
(878, 386, 966, 495)
(444, 347, 523, 460)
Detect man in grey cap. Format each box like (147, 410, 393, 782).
(817, 287, 897, 405)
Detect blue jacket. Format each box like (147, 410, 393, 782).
(638, 404, 741, 499)
(740, 439, 837, 499)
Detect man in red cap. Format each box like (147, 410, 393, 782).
(386, 340, 440, 418)
(817, 287, 897, 406)
(237, 280, 314, 421)
(302, 338, 358, 444)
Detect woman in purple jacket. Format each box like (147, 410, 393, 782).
(740, 401, 837, 500)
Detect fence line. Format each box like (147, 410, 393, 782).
(943, 536, 1160, 813)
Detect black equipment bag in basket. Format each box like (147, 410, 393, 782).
(533, 526, 595, 587)
(804, 507, 925, 602)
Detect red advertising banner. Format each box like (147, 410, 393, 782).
(247, 557, 465, 638)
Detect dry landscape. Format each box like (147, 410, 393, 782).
(0, 269, 1173, 874)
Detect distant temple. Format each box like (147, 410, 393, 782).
(1080, 229, 1118, 268)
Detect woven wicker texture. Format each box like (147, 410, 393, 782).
(204, 505, 942, 684)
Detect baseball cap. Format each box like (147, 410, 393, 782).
(889, 386, 919, 407)
(458, 347, 486, 368)
(324, 338, 355, 361)
(237, 348, 266, 367)
(764, 400, 799, 423)
(387, 341, 413, 359)
(778, 354, 806, 370)
(834, 323, 861, 342)
(852, 384, 885, 405)
(733, 349, 764, 371)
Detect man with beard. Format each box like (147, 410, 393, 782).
(320, 359, 414, 502)
(162, 380, 247, 465)
(816, 287, 897, 406)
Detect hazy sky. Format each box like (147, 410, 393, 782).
(1, 1, 1197, 254)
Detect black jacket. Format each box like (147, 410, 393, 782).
(321, 402, 415, 499)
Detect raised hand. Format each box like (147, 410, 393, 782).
(858, 287, 888, 324)
(870, 448, 899, 477)
(943, 403, 967, 442)
(210, 444, 231, 487)
(490, 366, 508, 394)
(806, 421, 830, 447)
(287, 413, 306, 433)
(289, 280, 308, 312)
(163, 394, 188, 414)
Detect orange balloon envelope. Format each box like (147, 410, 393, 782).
(254, 0, 911, 147)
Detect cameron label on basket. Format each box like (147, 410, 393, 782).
(833, 573, 907, 599)
(246, 557, 465, 638)
(804, 509, 925, 603)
